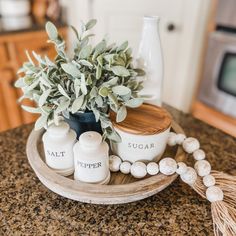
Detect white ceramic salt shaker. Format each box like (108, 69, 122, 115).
(42, 121, 77, 176)
(73, 131, 110, 184)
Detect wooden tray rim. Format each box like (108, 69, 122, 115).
(26, 120, 186, 204)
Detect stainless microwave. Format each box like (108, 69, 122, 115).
(198, 31, 236, 118)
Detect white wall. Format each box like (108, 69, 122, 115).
(61, 0, 213, 112)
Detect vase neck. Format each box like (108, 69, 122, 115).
(143, 16, 160, 28)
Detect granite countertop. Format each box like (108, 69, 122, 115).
(0, 106, 236, 235)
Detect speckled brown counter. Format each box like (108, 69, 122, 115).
(0, 105, 236, 236)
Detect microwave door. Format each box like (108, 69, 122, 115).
(198, 31, 236, 118)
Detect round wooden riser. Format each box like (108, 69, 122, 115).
(26, 121, 186, 204)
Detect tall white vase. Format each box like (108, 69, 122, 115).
(137, 16, 163, 106)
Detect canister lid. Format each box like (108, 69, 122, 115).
(79, 131, 102, 148)
(110, 104, 172, 135)
(47, 121, 70, 136)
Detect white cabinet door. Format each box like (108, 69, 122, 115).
(66, 0, 212, 111)
(89, 0, 185, 109)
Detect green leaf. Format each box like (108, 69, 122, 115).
(38, 89, 51, 107)
(111, 66, 130, 77)
(96, 66, 102, 80)
(91, 108, 100, 122)
(81, 74, 87, 95)
(25, 50, 35, 66)
(15, 77, 26, 88)
(25, 79, 40, 92)
(97, 55, 103, 67)
(94, 40, 106, 55)
(134, 68, 145, 76)
(45, 56, 56, 67)
(79, 59, 93, 68)
(112, 85, 131, 96)
(99, 87, 109, 97)
(79, 45, 92, 59)
(35, 115, 48, 130)
(45, 21, 58, 40)
(55, 99, 70, 113)
(100, 118, 112, 129)
(125, 98, 143, 108)
(107, 130, 121, 143)
(70, 25, 79, 39)
(104, 77, 118, 86)
(86, 74, 93, 85)
(61, 63, 80, 77)
(85, 19, 97, 30)
(95, 96, 103, 107)
(116, 41, 128, 52)
(32, 51, 46, 65)
(74, 79, 80, 98)
(71, 95, 84, 113)
(58, 84, 70, 99)
(104, 54, 114, 63)
(21, 105, 41, 114)
(126, 47, 132, 56)
(116, 106, 127, 122)
(90, 87, 98, 98)
(108, 93, 118, 106)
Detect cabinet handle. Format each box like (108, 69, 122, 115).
(167, 23, 176, 32)
(10, 80, 15, 87)
(39, 45, 50, 52)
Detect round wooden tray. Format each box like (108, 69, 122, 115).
(26, 121, 186, 204)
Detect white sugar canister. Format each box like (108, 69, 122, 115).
(42, 121, 77, 176)
(73, 131, 110, 184)
(110, 104, 172, 163)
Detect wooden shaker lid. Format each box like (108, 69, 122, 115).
(110, 103, 172, 135)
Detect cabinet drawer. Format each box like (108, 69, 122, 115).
(0, 69, 22, 130)
(14, 35, 56, 64)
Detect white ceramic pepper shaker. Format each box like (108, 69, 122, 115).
(73, 131, 110, 184)
(42, 121, 77, 176)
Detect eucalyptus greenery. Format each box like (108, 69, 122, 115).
(15, 19, 145, 142)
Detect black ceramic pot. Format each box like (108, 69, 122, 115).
(64, 111, 102, 139)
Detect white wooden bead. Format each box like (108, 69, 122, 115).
(206, 186, 224, 202)
(109, 155, 122, 172)
(203, 175, 215, 187)
(175, 133, 186, 145)
(147, 162, 159, 175)
(169, 132, 176, 137)
(193, 149, 206, 161)
(131, 162, 147, 178)
(159, 158, 177, 175)
(194, 160, 211, 177)
(176, 162, 187, 175)
(167, 132, 177, 146)
(120, 161, 131, 174)
(182, 137, 200, 154)
(180, 167, 197, 185)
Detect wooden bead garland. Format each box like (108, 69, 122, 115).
(108, 131, 236, 236)
(193, 149, 205, 161)
(203, 175, 215, 187)
(180, 167, 197, 185)
(147, 162, 159, 175)
(109, 155, 122, 172)
(159, 158, 177, 175)
(182, 137, 200, 153)
(120, 161, 131, 174)
(108, 131, 224, 203)
(130, 162, 147, 178)
(176, 162, 187, 175)
(194, 160, 211, 177)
